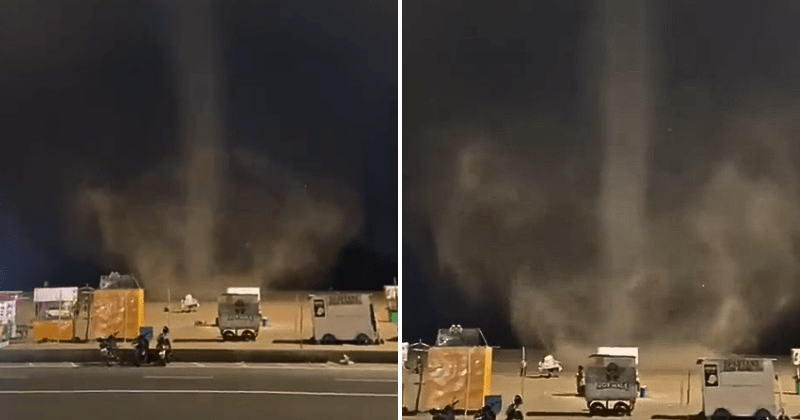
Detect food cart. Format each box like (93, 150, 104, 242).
(309, 293, 381, 345)
(217, 293, 261, 341)
(584, 354, 638, 416)
(33, 287, 78, 341)
(697, 357, 787, 420)
(401, 326, 493, 414)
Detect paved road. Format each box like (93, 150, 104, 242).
(0, 363, 398, 420)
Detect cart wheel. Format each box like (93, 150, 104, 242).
(613, 403, 628, 417)
(241, 330, 256, 341)
(355, 334, 372, 345)
(711, 409, 731, 420)
(222, 331, 235, 341)
(754, 409, 774, 420)
(320, 334, 336, 345)
(589, 402, 604, 417)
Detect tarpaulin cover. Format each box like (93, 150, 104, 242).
(435, 328, 485, 347)
(33, 320, 74, 341)
(90, 289, 144, 340)
(405, 346, 493, 412)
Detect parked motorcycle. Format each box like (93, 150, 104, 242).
(504, 395, 523, 420)
(474, 404, 497, 420)
(133, 333, 149, 367)
(432, 399, 459, 420)
(155, 326, 171, 366)
(98, 333, 121, 366)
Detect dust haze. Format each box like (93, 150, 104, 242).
(406, 0, 800, 353)
(63, 1, 363, 300)
(67, 145, 362, 301)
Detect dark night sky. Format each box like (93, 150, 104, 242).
(0, 0, 397, 293)
(403, 0, 800, 353)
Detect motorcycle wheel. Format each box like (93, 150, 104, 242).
(134, 349, 146, 367)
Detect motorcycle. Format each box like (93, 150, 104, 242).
(133, 334, 149, 367)
(155, 334, 171, 366)
(432, 399, 459, 420)
(504, 395, 524, 420)
(474, 404, 497, 420)
(98, 332, 121, 366)
(538, 354, 563, 378)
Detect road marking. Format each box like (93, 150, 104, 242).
(334, 378, 397, 383)
(143, 376, 214, 380)
(0, 362, 395, 372)
(165, 363, 396, 372)
(0, 389, 397, 397)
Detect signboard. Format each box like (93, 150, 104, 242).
(0, 324, 7, 349)
(5, 300, 15, 323)
(596, 382, 632, 391)
(224, 299, 256, 322)
(226, 287, 261, 301)
(313, 299, 326, 317)
(327, 294, 362, 306)
(792, 349, 800, 366)
(722, 359, 764, 372)
(34, 287, 78, 303)
(0, 301, 9, 320)
(704, 364, 719, 387)
(597, 347, 639, 365)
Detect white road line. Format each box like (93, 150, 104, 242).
(0, 363, 395, 372)
(0, 363, 77, 369)
(166, 364, 396, 372)
(334, 379, 397, 383)
(143, 376, 214, 380)
(0, 389, 397, 397)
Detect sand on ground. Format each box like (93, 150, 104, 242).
(10, 291, 397, 351)
(403, 344, 800, 418)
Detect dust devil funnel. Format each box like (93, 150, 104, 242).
(172, 1, 225, 288)
(598, 0, 652, 340)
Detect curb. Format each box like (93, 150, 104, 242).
(0, 349, 398, 364)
